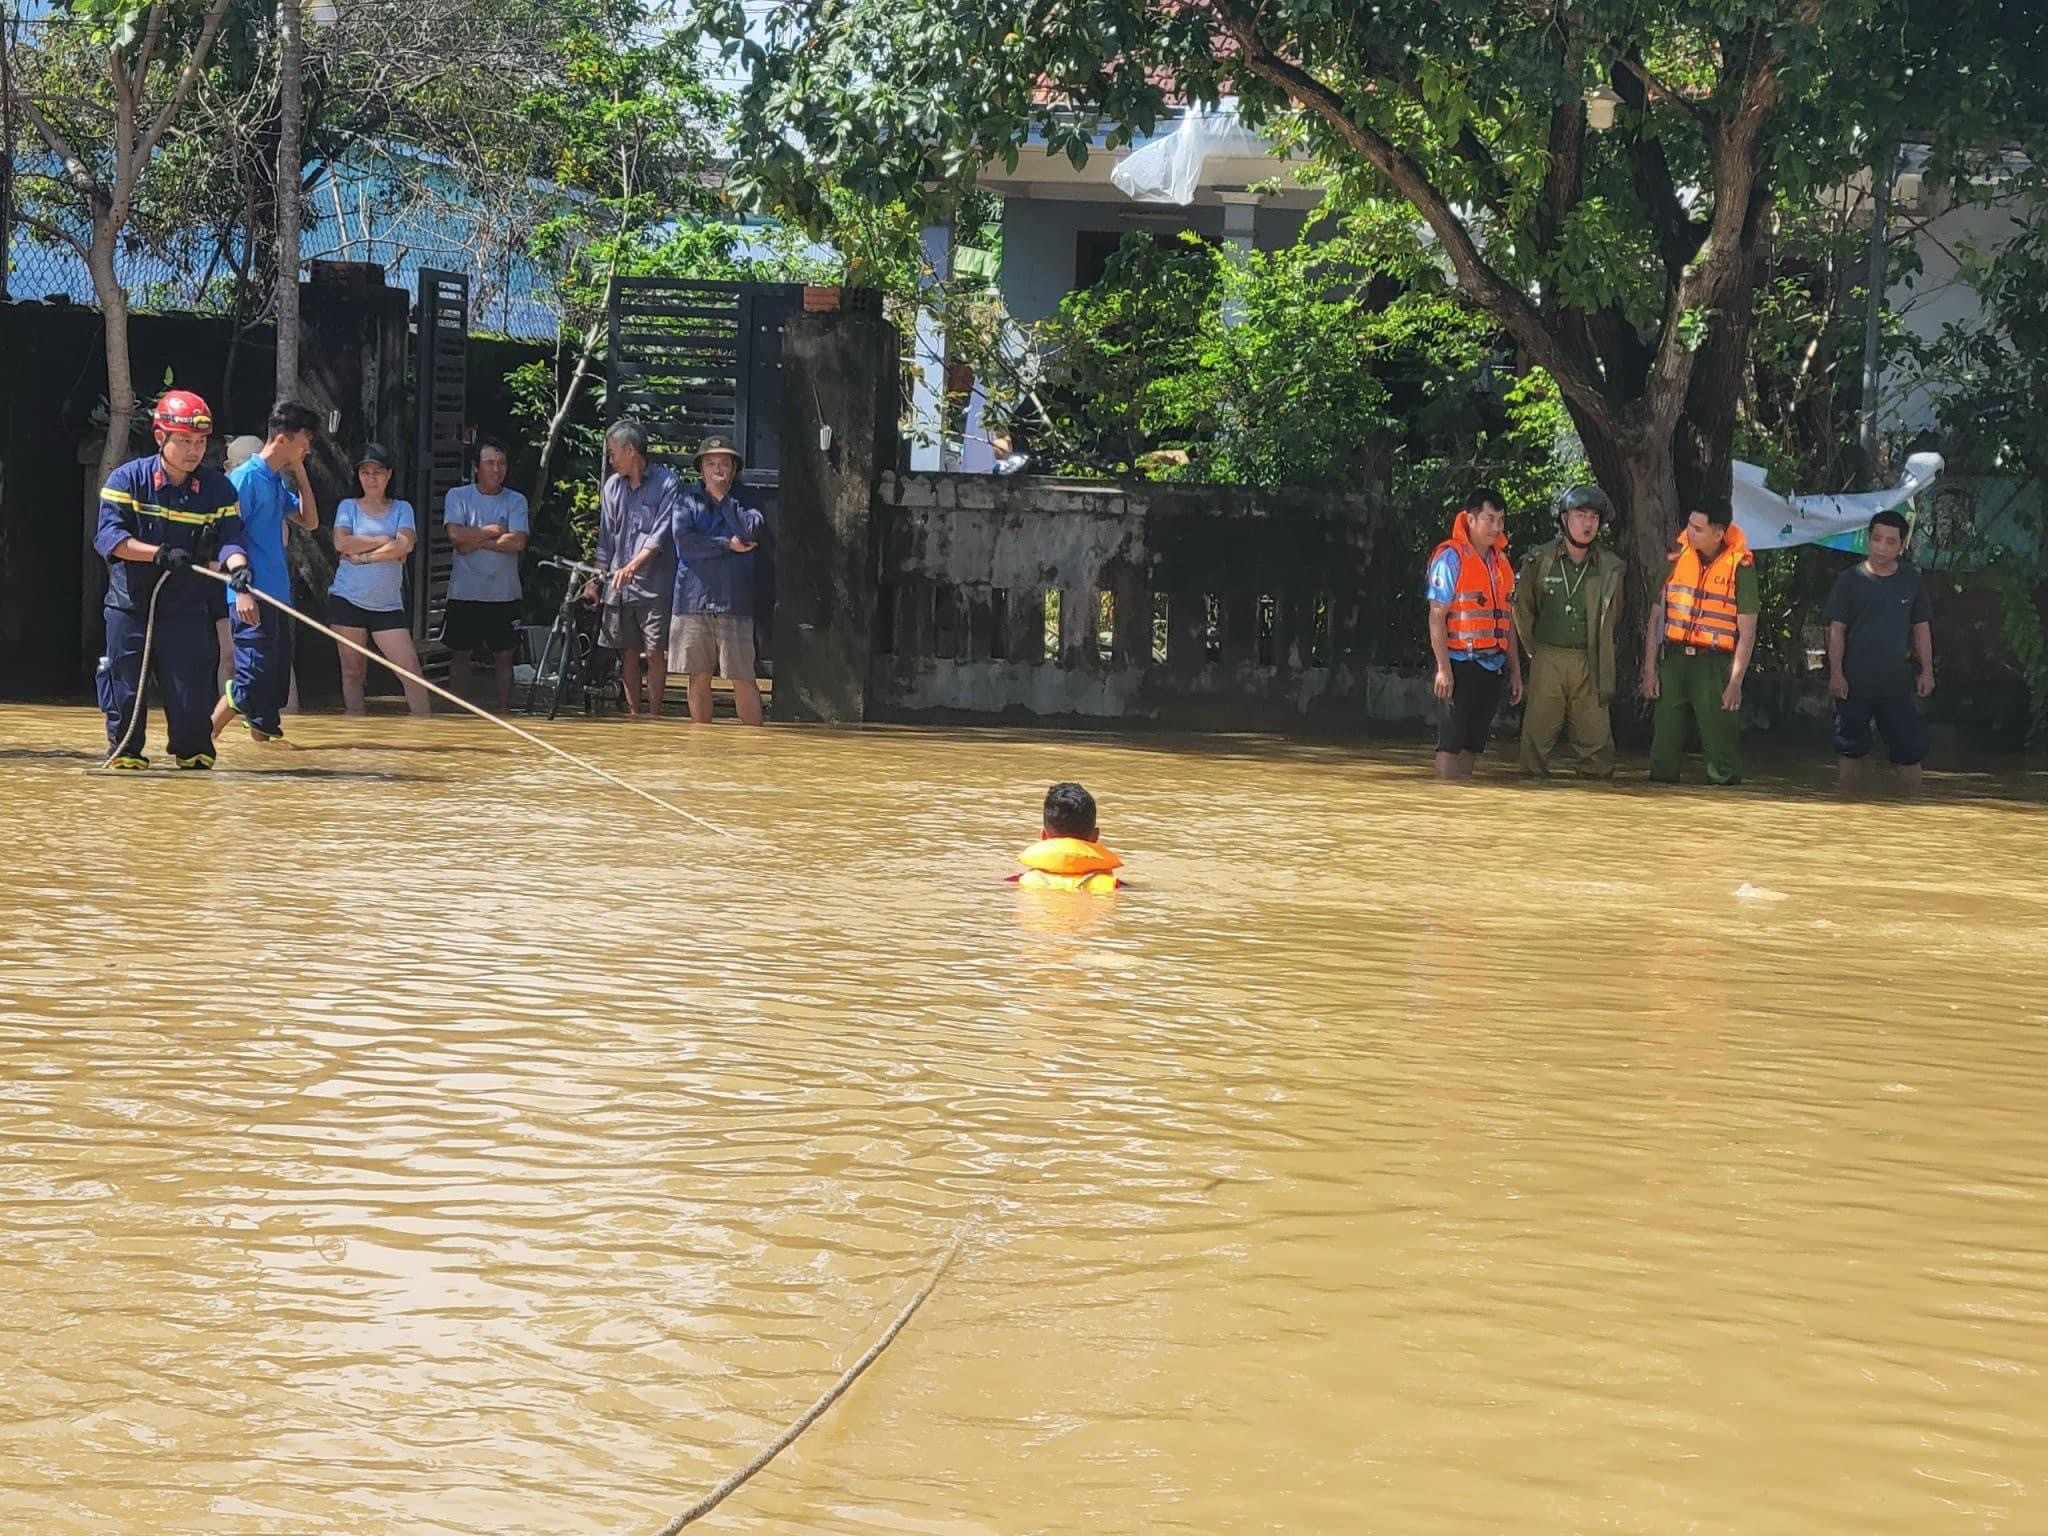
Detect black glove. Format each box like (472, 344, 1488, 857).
(227, 566, 253, 593)
(153, 546, 193, 572)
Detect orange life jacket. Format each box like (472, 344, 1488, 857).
(1013, 837, 1123, 895)
(1432, 511, 1514, 657)
(1663, 523, 1754, 653)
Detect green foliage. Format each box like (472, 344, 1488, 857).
(1919, 188, 2048, 737)
(692, 0, 2048, 609)
(1022, 212, 1581, 575)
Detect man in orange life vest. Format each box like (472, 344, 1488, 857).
(1642, 503, 1759, 785)
(1426, 487, 1523, 780)
(1009, 781, 1124, 894)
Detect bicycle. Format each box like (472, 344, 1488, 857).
(524, 555, 617, 719)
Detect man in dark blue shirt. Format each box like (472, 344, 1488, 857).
(1826, 509, 1936, 790)
(94, 390, 253, 769)
(668, 434, 765, 726)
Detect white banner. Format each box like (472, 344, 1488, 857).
(1733, 452, 1944, 553)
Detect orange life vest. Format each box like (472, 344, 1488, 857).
(1013, 837, 1124, 895)
(1663, 523, 1754, 653)
(1432, 511, 1514, 657)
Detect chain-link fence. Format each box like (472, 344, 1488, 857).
(3, 7, 563, 334)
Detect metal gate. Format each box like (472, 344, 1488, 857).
(604, 277, 802, 475)
(606, 277, 804, 671)
(412, 267, 469, 652)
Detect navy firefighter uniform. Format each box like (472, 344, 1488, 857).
(95, 432, 248, 768)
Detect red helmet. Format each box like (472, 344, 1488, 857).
(152, 389, 214, 436)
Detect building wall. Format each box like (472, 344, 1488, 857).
(998, 197, 1312, 323)
(1884, 193, 2032, 436)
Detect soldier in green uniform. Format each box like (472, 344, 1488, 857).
(1513, 485, 1625, 778)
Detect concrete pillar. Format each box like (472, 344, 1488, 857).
(772, 308, 900, 722)
(1218, 193, 1259, 329)
(909, 221, 950, 470)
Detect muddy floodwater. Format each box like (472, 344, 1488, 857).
(4, 700, 2047, 1534)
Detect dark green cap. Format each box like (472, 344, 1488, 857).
(694, 434, 744, 472)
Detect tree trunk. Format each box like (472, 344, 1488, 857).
(1676, 186, 1772, 514)
(1569, 403, 1680, 720)
(89, 231, 137, 491)
(274, 0, 305, 396)
(85, 222, 136, 669)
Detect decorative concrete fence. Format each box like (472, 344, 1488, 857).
(865, 472, 1398, 731)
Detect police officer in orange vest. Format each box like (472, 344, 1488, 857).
(1642, 503, 1758, 785)
(1426, 487, 1523, 780)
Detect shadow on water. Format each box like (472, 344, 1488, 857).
(0, 748, 104, 764)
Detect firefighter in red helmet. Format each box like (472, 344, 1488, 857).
(93, 390, 254, 768)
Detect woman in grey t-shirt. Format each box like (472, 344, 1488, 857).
(329, 443, 432, 716)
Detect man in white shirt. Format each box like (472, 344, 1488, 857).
(441, 437, 530, 710)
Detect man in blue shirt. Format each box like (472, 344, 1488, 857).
(587, 420, 680, 718)
(95, 389, 254, 770)
(668, 434, 765, 726)
(1425, 486, 1523, 780)
(442, 436, 531, 711)
(212, 400, 322, 744)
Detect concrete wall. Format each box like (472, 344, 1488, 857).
(998, 197, 1311, 323)
(1884, 192, 2031, 436)
(867, 471, 1428, 732)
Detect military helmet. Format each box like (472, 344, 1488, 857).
(1552, 483, 1614, 524)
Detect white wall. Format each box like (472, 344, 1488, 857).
(1884, 193, 2031, 435)
(998, 197, 1311, 323)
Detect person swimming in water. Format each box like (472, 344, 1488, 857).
(1010, 781, 1124, 894)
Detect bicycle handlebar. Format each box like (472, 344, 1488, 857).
(539, 555, 604, 576)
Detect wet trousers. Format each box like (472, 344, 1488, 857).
(1649, 648, 1743, 785)
(98, 604, 217, 760)
(1518, 644, 1614, 777)
(228, 605, 293, 735)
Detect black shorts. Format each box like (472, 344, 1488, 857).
(443, 598, 521, 656)
(1833, 695, 1928, 765)
(327, 595, 411, 633)
(1437, 658, 1506, 755)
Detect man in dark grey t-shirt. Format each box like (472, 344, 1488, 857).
(1824, 509, 1935, 789)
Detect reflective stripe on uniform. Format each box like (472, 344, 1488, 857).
(101, 486, 237, 527)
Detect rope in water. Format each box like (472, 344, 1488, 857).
(650, 1225, 968, 1534)
(185, 567, 735, 839)
(111, 573, 958, 1523)
(100, 573, 166, 769)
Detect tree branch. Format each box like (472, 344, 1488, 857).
(20, 209, 92, 262)
(131, 0, 169, 98)
(1218, 11, 1613, 417)
(136, 0, 235, 166)
(1614, 54, 1705, 283)
(1534, 21, 1586, 257)
(1644, 24, 1784, 425)
(1615, 52, 1710, 129)
(1448, 124, 1516, 226)
(14, 92, 101, 204)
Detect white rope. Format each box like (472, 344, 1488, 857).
(651, 1226, 968, 1534)
(189, 567, 735, 839)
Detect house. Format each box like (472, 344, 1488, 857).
(910, 107, 1323, 469)
(911, 112, 2037, 476)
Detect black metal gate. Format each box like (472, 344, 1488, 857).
(412, 267, 469, 652)
(605, 277, 802, 473)
(605, 277, 804, 671)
